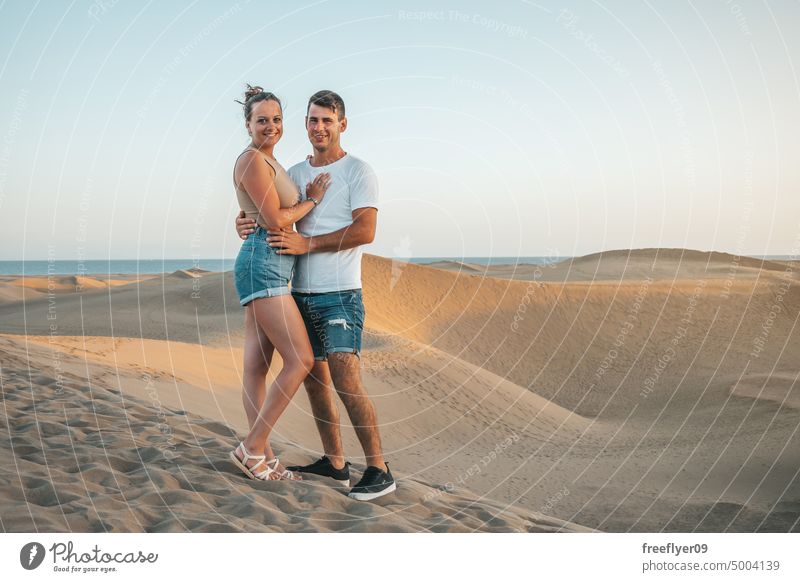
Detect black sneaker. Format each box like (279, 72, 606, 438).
(286, 456, 351, 487)
(348, 464, 396, 501)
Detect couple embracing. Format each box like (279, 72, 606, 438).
(228, 86, 395, 501)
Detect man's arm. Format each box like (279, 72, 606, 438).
(266, 207, 377, 255)
(235, 210, 256, 239)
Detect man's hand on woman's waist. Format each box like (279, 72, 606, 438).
(235, 210, 257, 240)
(267, 227, 311, 255)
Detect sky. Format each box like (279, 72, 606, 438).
(0, 0, 798, 261)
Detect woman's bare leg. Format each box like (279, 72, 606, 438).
(240, 303, 286, 462)
(238, 295, 314, 476)
(242, 302, 274, 430)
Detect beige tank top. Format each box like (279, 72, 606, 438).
(235, 150, 300, 228)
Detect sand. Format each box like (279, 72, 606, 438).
(0, 274, 156, 304)
(1, 249, 798, 532)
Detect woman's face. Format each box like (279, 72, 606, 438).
(247, 99, 283, 149)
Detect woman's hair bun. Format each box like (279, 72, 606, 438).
(235, 84, 265, 106)
(236, 84, 282, 120)
(243, 84, 264, 102)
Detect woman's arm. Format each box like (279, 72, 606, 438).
(236, 151, 318, 229)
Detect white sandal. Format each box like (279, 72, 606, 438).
(229, 442, 275, 481)
(266, 457, 302, 481)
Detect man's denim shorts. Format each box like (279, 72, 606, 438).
(292, 289, 364, 360)
(234, 226, 295, 306)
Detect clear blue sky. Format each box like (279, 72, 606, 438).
(1, 0, 798, 260)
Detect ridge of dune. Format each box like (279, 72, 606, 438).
(166, 268, 205, 279)
(729, 372, 800, 410)
(70, 275, 108, 289)
(8, 275, 106, 291)
(360, 332, 592, 433)
(422, 248, 797, 283)
(561, 248, 792, 273)
(3, 274, 140, 294)
(423, 260, 486, 273)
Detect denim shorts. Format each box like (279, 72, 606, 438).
(234, 226, 295, 306)
(292, 289, 365, 360)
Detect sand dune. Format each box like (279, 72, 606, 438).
(0, 270, 240, 343)
(0, 273, 152, 303)
(0, 336, 586, 533)
(1, 248, 798, 532)
(425, 260, 487, 274)
(0, 285, 42, 303)
(3, 274, 149, 293)
(364, 253, 800, 418)
(167, 268, 211, 279)
(424, 248, 799, 283)
(730, 372, 800, 410)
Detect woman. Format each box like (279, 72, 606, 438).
(229, 85, 330, 481)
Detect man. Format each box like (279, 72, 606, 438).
(235, 90, 395, 501)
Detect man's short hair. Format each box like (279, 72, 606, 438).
(307, 90, 345, 120)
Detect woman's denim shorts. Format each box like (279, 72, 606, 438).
(234, 226, 295, 306)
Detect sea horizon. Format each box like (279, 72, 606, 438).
(0, 253, 795, 276)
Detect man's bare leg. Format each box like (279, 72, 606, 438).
(327, 352, 386, 471)
(304, 360, 346, 469)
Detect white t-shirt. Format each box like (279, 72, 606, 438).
(287, 154, 379, 293)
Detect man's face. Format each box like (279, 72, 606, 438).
(306, 103, 346, 152)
